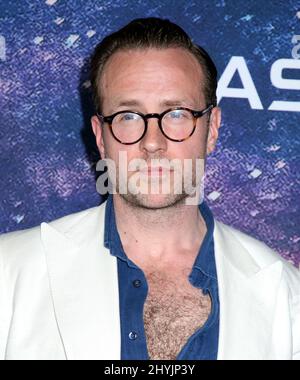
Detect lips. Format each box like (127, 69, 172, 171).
(139, 167, 173, 176)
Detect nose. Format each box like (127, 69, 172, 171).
(139, 116, 168, 154)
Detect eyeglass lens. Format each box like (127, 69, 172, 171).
(111, 109, 195, 143)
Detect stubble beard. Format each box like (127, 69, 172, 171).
(111, 158, 204, 210)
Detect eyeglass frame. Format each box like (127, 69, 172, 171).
(96, 104, 214, 145)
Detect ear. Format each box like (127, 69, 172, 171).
(91, 115, 106, 159)
(206, 106, 221, 155)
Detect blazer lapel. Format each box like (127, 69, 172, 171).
(214, 221, 283, 360)
(41, 203, 121, 360)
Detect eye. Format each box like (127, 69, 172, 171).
(118, 112, 140, 122)
(166, 110, 190, 120)
(169, 110, 183, 118)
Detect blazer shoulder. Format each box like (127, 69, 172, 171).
(215, 220, 280, 266)
(215, 220, 300, 289)
(0, 201, 106, 268)
(45, 202, 105, 235)
(0, 224, 42, 268)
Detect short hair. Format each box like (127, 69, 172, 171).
(90, 17, 218, 113)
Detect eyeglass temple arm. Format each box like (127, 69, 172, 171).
(193, 104, 214, 118)
(96, 113, 113, 124)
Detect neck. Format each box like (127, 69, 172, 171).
(112, 194, 207, 270)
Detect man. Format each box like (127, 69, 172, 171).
(0, 18, 299, 360)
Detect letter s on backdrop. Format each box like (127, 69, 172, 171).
(269, 58, 300, 112)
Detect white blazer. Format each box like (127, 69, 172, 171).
(0, 200, 299, 360)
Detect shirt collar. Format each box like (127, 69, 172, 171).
(104, 193, 216, 279)
(194, 200, 216, 279)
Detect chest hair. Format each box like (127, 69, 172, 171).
(143, 270, 212, 360)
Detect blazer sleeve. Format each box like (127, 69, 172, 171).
(0, 236, 12, 361)
(0, 240, 7, 360)
(292, 294, 300, 360)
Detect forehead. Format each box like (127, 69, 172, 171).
(100, 47, 205, 110)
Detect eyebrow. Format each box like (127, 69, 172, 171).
(111, 98, 196, 110)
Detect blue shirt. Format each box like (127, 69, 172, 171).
(104, 194, 219, 360)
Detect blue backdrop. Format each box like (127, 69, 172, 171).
(0, 0, 299, 267)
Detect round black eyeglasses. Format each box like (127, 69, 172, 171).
(96, 104, 214, 145)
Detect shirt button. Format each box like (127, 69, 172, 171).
(129, 331, 138, 340)
(132, 279, 141, 288)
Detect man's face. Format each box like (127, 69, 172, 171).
(91, 47, 221, 208)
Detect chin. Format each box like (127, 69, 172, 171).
(120, 192, 188, 210)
